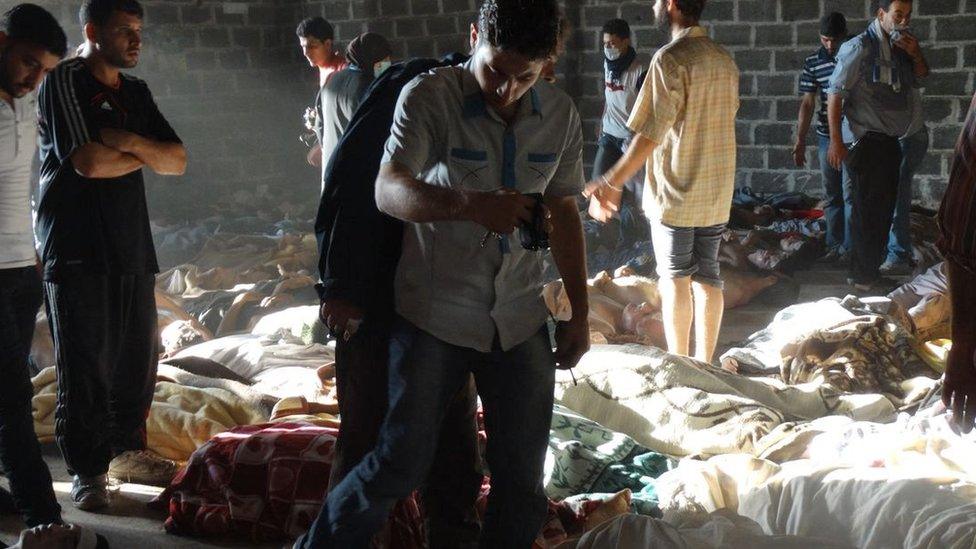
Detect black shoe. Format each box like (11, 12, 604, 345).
(0, 486, 16, 515)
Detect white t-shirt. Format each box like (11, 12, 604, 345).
(0, 93, 38, 269)
(602, 52, 651, 140)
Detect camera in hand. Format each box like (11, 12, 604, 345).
(519, 193, 549, 252)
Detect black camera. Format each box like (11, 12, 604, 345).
(519, 193, 549, 252)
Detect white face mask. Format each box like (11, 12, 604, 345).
(374, 60, 391, 77)
(890, 24, 911, 41)
(604, 46, 621, 61)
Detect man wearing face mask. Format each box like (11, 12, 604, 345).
(593, 19, 649, 215)
(826, 0, 929, 294)
(0, 3, 66, 529)
(318, 32, 392, 169)
(297, 0, 589, 546)
(793, 12, 849, 261)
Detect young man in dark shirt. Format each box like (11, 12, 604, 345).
(37, 0, 186, 511)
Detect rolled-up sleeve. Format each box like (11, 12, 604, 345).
(827, 39, 865, 99)
(626, 52, 682, 145)
(545, 105, 585, 197)
(381, 74, 442, 176)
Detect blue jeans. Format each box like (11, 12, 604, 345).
(817, 134, 852, 253)
(297, 318, 556, 548)
(887, 127, 930, 264)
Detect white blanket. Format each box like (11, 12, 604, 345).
(172, 329, 333, 381)
(654, 410, 976, 548)
(556, 345, 900, 457)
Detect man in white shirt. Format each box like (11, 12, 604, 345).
(0, 2, 66, 528)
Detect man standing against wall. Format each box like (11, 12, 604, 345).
(793, 12, 849, 260)
(593, 18, 649, 213)
(588, 0, 739, 364)
(37, 0, 187, 511)
(0, 3, 66, 528)
(883, 86, 929, 275)
(299, 1, 590, 545)
(827, 0, 929, 292)
(296, 16, 344, 177)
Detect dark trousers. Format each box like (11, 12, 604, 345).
(845, 132, 903, 284)
(328, 326, 482, 547)
(592, 132, 644, 210)
(44, 274, 158, 477)
(0, 267, 61, 526)
(298, 318, 555, 549)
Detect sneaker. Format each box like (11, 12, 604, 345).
(71, 475, 110, 511)
(879, 259, 915, 276)
(108, 450, 179, 486)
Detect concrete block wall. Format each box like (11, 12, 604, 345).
(293, 0, 976, 210)
(10, 0, 975, 219)
(10, 0, 320, 221)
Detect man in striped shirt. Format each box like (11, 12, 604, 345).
(793, 12, 849, 259)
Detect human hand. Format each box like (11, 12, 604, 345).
(101, 128, 139, 153)
(319, 298, 364, 341)
(554, 316, 590, 370)
(943, 354, 976, 434)
(792, 141, 806, 168)
(583, 179, 623, 223)
(827, 139, 847, 170)
(307, 145, 323, 167)
(469, 189, 536, 234)
(893, 32, 922, 60)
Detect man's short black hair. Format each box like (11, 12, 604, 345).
(878, 0, 911, 10)
(296, 16, 334, 42)
(1, 3, 67, 57)
(675, 0, 707, 21)
(820, 12, 847, 38)
(601, 18, 631, 40)
(477, 0, 560, 61)
(80, 0, 143, 27)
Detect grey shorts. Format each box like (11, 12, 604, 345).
(650, 222, 725, 289)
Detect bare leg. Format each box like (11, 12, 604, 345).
(658, 276, 693, 356)
(692, 281, 724, 363)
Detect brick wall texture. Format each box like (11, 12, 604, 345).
(7, 0, 976, 218)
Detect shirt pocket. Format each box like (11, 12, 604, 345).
(448, 148, 492, 191)
(524, 152, 559, 193)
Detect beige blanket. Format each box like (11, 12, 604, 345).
(31, 367, 269, 462)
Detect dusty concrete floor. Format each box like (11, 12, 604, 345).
(0, 260, 908, 548)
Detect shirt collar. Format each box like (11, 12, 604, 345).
(818, 46, 834, 61)
(460, 59, 543, 121)
(671, 25, 707, 43)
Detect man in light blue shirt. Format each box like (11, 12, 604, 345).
(826, 0, 928, 292)
(295, 1, 590, 547)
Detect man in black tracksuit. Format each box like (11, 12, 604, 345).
(305, 52, 482, 547)
(37, 0, 187, 511)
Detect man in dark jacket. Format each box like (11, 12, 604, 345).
(306, 50, 482, 548)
